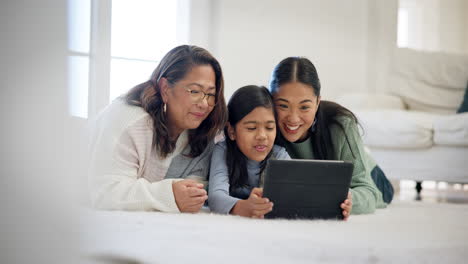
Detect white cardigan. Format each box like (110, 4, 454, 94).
(88, 99, 188, 212)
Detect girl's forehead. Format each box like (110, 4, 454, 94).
(241, 106, 275, 121)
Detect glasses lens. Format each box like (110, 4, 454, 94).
(188, 89, 216, 106)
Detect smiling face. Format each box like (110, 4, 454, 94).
(228, 106, 276, 162)
(273, 82, 321, 142)
(161, 65, 216, 137)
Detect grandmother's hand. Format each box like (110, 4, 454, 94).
(172, 179, 208, 213)
(340, 191, 352, 221)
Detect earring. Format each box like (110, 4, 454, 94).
(163, 103, 167, 114)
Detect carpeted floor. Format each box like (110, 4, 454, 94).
(81, 200, 468, 264)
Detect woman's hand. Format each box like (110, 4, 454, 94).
(231, 188, 273, 218)
(172, 179, 208, 213)
(341, 191, 352, 221)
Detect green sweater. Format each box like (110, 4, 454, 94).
(279, 117, 386, 214)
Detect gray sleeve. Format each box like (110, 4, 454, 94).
(274, 145, 292, 160)
(166, 142, 214, 182)
(208, 143, 240, 214)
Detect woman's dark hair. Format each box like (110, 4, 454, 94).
(126, 45, 227, 158)
(225, 85, 275, 192)
(269, 57, 358, 160)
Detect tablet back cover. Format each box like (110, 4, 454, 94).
(263, 159, 353, 220)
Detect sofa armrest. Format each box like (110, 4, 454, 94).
(335, 93, 406, 111)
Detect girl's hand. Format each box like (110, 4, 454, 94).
(231, 188, 273, 218)
(340, 191, 352, 221)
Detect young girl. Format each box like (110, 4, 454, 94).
(208, 85, 290, 218)
(269, 57, 393, 219)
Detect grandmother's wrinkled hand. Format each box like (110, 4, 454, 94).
(172, 179, 208, 213)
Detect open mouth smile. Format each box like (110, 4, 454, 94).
(284, 124, 301, 134)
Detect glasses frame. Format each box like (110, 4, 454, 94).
(184, 87, 217, 106)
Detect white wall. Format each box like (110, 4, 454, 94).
(188, 0, 214, 51)
(0, 0, 78, 263)
(399, 0, 468, 55)
(209, 0, 375, 100)
(466, 0, 468, 52)
(439, 0, 468, 54)
(189, 0, 468, 100)
(400, 0, 440, 51)
(367, 0, 398, 93)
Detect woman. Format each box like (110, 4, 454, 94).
(269, 57, 393, 219)
(88, 45, 227, 213)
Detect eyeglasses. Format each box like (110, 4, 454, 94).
(185, 88, 216, 106)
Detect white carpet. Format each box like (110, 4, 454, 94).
(81, 200, 468, 264)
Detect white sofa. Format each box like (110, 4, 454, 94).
(337, 48, 468, 189)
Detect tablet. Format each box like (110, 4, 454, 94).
(263, 159, 353, 220)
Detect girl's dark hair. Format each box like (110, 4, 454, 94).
(126, 45, 227, 158)
(225, 85, 275, 191)
(269, 57, 358, 160)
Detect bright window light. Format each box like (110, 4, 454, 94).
(109, 58, 158, 101)
(67, 0, 90, 118)
(67, 0, 184, 117)
(397, 8, 409, 48)
(67, 0, 90, 53)
(110, 0, 179, 102)
(68, 56, 89, 118)
(111, 0, 178, 61)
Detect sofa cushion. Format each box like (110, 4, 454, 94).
(390, 76, 463, 114)
(433, 112, 468, 146)
(388, 48, 468, 114)
(335, 93, 406, 111)
(355, 110, 434, 149)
